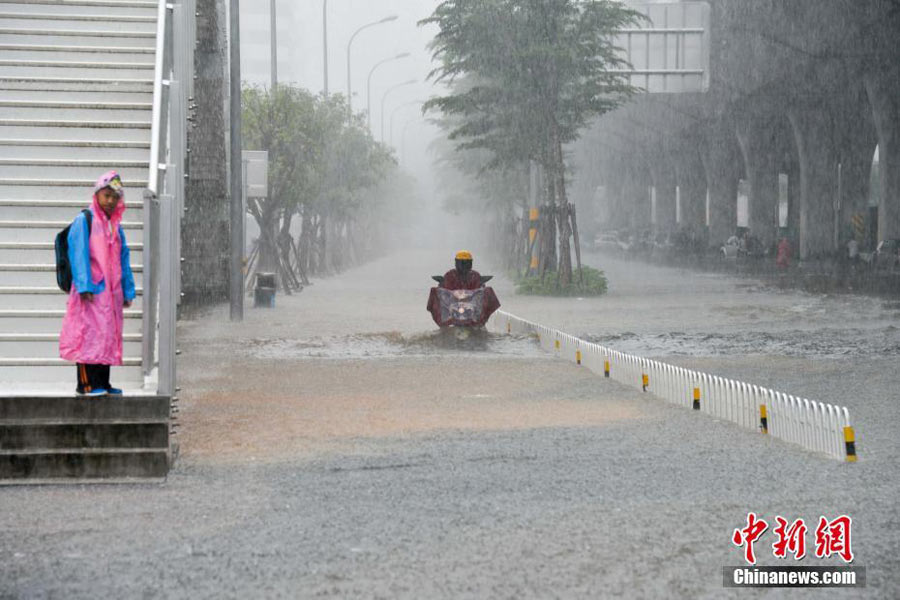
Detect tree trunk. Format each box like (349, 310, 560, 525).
(570, 203, 583, 284)
(317, 213, 328, 275)
(299, 209, 313, 280)
(257, 207, 279, 274)
(278, 209, 294, 286)
(551, 123, 573, 286)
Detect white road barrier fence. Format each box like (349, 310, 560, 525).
(489, 311, 857, 462)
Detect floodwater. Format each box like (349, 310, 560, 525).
(3, 247, 899, 598)
(244, 330, 546, 360)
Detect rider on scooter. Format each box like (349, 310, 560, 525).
(441, 250, 483, 290)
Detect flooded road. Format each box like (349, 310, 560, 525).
(2, 249, 898, 598)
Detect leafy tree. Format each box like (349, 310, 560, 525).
(422, 0, 642, 284)
(242, 85, 397, 286)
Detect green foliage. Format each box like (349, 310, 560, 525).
(421, 0, 643, 168)
(421, 0, 644, 285)
(514, 265, 608, 296)
(241, 86, 394, 221)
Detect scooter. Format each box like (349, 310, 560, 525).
(426, 275, 500, 338)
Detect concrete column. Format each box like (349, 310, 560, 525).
(672, 136, 707, 231)
(649, 143, 678, 233)
(788, 105, 840, 259)
(628, 157, 653, 230)
(600, 155, 630, 230)
(735, 117, 780, 248)
(834, 89, 878, 246)
(701, 120, 741, 247)
(865, 72, 900, 242)
(785, 154, 801, 239)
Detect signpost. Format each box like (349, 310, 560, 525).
(613, 1, 711, 93)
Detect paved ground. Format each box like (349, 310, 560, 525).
(1, 248, 898, 598)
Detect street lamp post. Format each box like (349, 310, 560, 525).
(270, 0, 277, 87)
(389, 100, 423, 146)
(380, 79, 416, 142)
(229, 0, 243, 320)
(346, 15, 398, 119)
(322, 0, 328, 95)
(367, 52, 410, 132)
(399, 118, 417, 166)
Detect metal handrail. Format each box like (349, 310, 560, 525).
(143, 0, 175, 392)
(148, 0, 170, 196)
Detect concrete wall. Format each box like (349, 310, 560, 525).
(182, 0, 230, 304)
(573, 0, 900, 259)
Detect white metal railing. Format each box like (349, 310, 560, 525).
(148, 0, 171, 197)
(144, 0, 191, 397)
(489, 311, 857, 462)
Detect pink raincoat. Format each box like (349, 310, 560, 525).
(59, 171, 136, 365)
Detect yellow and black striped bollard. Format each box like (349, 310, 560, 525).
(576, 350, 582, 365)
(844, 426, 857, 462)
(604, 359, 610, 378)
(759, 404, 768, 434)
(642, 373, 649, 392)
(692, 387, 701, 410)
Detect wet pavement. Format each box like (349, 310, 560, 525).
(1, 248, 898, 598)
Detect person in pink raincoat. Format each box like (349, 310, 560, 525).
(59, 171, 136, 395)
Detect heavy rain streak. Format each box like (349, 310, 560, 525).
(1, 0, 899, 597)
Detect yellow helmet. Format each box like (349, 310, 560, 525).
(455, 250, 473, 260)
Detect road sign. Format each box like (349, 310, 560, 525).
(241, 150, 268, 198)
(613, 2, 710, 93)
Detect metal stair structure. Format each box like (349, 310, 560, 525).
(0, 0, 158, 391)
(0, 0, 191, 482)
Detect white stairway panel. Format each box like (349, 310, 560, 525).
(0, 0, 157, 391)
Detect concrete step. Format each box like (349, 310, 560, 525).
(0, 314, 142, 333)
(0, 2, 155, 13)
(0, 288, 143, 310)
(0, 0, 156, 8)
(0, 393, 168, 419)
(1, 421, 167, 450)
(0, 13, 157, 32)
(0, 364, 143, 387)
(0, 30, 155, 50)
(1, 47, 154, 64)
(0, 60, 154, 80)
(0, 197, 144, 209)
(0, 162, 148, 181)
(0, 88, 152, 102)
(0, 122, 150, 143)
(0, 355, 140, 365)
(0, 196, 145, 210)
(0, 208, 145, 226)
(0, 265, 144, 286)
(0, 183, 147, 201)
(0, 307, 141, 319)
(0, 99, 151, 120)
(0, 220, 144, 243)
(0, 241, 143, 263)
(0, 332, 141, 355)
(0, 143, 150, 161)
(0, 448, 167, 479)
(0, 233, 144, 249)
(0, 75, 153, 90)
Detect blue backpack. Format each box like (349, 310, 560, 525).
(54, 209, 92, 293)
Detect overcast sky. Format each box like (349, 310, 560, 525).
(242, 0, 442, 136)
(239, 1, 445, 204)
